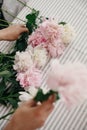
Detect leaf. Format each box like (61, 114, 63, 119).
(59, 22, 66, 25)
(26, 10, 39, 34)
(0, 79, 6, 96)
(14, 32, 28, 52)
(8, 98, 18, 108)
(0, 70, 12, 77)
(26, 9, 39, 24)
(34, 89, 59, 102)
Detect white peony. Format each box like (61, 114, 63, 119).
(19, 87, 38, 105)
(26, 45, 48, 68)
(19, 92, 33, 102)
(41, 87, 49, 94)
(13, 51, 33, 72)
(33, 46, 48, 68)
(25, 86, 38, 97)
(61, 24, 75, 45)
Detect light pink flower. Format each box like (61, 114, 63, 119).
(13, 51, 33, 72)
(28, 19, 63, 48)
(39, 20, 63, 43)
(26, 45, 48, 68)
(48, 41, 65, 58)
(47, 60, 87, 107)
(28, 31, 47, 47)
(16, 67, 42, 88)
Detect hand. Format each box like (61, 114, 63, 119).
(0, 25, 28, 41)
(4, 95, 55, 130)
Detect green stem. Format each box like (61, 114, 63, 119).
(0, 24, 8, 27)
(2, 8, 26, 23)
(17, 0, 33, 10)
(0, 65, 13, 71)
(0, 111, 15, 120)
(0, 54, 14, 59)
(17, 0, 42, 21)
(0, 18, 11, 25)
(0, 93, 19, 100)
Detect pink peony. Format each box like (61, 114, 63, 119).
(28, 19, 63, 48)
(47, 60, 87, 107)
(39, 20, 63, 43)
(48, 41, 65, 58)
(16, 66, 42, 88)
(28, 31, 47, 47)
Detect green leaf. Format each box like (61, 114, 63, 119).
(8, 98, 18, 108)
(0, 70, 12, 77)
(26, 9, 39, 24)
(26, 10, 39, 34)
(59, 22, 66, 25)
(0, 79, 6, 96)
(14, 32, 28, 52)
(34, 89, 59, 102)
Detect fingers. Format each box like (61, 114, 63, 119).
(19, 24, 28, 31)
(21, 27, 28, 32)
(11, 24, 29, 33)
(20, 24, 26, 28)
(24, 100, 36, 107)
(44, 105, 54, 118)
(39, 95, 55, 112)
(17, 25, 28, 33)
(36, 96, 55, 123)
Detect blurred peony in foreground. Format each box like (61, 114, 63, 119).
(47, 59, 87, 107)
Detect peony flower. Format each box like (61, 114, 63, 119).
(19, 87, 51, 105)
(16, 66, 42, 88)
(13, 51, 33, 72)
(48, 41, 65, 58)
(28, 31, 47, 47)
(28, 19, 63, 48)
(25, 86, 38, 97)
(39, 19, 63, 44)
(19, 91, 33, 102)
(47, 59, 87, 107)
(33, 46, 48, 68)
(61, 24, 75, 45)
(19, 87, 38, 104)
(26, 45, 48, 68)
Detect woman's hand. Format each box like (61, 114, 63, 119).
(4, 95, 55, 130)
(0, 25, 28, 41)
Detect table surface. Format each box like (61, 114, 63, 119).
(0, 0, 87, 130)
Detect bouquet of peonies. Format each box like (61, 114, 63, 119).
(2, 5, 86, 120)
(13, 18, 75, 105)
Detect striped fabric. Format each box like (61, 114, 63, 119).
(0, 0, 87, 130)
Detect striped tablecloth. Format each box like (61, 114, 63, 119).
(0, 0, 87, 130)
